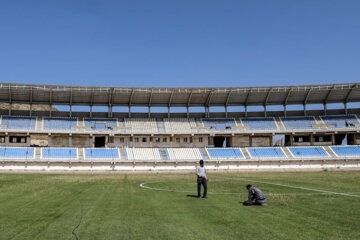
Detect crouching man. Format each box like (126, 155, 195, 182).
(243, 184, 267, 206)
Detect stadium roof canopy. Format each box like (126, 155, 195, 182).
(0, 82, 359, 108)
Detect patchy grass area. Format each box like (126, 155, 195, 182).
(0, 171, 359, 240)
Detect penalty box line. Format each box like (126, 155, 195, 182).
(213, 176, 360, 199)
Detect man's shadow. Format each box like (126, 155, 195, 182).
(186, 194, 199, 198)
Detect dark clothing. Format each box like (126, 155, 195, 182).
(248, 187, 266, 202)
(197, 176, 207, 198)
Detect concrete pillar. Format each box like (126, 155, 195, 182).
(29, 104, 32, 116)
(244, 105, 248, 118)
(344, 102, 348, 115)
(168, 106, 170, 118)
(323, 103, 327, 116)
(90, 105, 93, 118)
(284, 105, 287, 117)
(128, 106, 131, 118)
(331, 134, 335, 145)
(303, 104, 306, 116)
(108, 105, 112, 118)
(69, 105, 72, 117)
(49, 105, 52, 117)
(225, 106, 228, 118)
(9, 104, 12, 115)
(148, 106, 151, 118)
(186, 106, 189, 118)
(264, 105, 267, 117)
(310, 134, 314, 146)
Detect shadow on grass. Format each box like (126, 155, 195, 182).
(186, 194, 199, 198)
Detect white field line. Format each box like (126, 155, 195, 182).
(139, 181, 360, 197)
(213, 176, 360, 199)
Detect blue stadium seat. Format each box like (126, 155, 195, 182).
(84, 148, 120, 160)
(202, 118, 236, 130)
(84, 118, 117, 130)
(42, 148, 77, 159)
(241, 118, 278, 130)
(206, 148, 244, 159)
(0, 147, 35, 159)
(330, 146, 360, 157)
(43, 117, 77, 130)
(1, 116, 36, 130)
(321, 115, 359, 128)
(289, 147, 329, 158)
(281, 117, 319, 130)
(247, 147, 286, 158)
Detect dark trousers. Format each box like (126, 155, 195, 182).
(197, 177, 207, 197)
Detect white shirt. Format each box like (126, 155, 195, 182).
(196, 165, 207, 179)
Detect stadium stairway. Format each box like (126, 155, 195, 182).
(314, 116, 328, 130)
(159, 149, 168, 160)
(323, 146, 337, 157)
(119, 148, 127, 160)
(36, 117, 43, 131)
(281, 147, 295, 158)
(78, 149, 85, 160)
(200, 148, 210, 160)
(240, 147, 251, 159)
(35, 148, 41, 159)
(274, 117, 286, 131)
(156, 119, 166, 133)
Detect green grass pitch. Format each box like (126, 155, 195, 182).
(0, 171, 359, 240)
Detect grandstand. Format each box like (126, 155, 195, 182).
(0, 82, 359, 171)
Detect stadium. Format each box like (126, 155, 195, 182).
(1, 1, 360, 239)
(1, 82, 360, 239)
(0, 82, 359, 172)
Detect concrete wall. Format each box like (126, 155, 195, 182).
(230, 136, 250, 147)
(251, 136, 271, 147)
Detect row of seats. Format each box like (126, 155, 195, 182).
(163, 118, 197, 132)
(1, 115, 359, 131)
(125, 147, 162, 161)
(1, 146, 359, 160)
(166, 148, 203, 160)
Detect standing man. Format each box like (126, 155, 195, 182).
(196, 160, 207, 198)
(244, 184, 267, 206)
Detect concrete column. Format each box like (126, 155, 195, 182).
(108, 105, 112, 118)
(225, 106, 228, 118)
(284, 105, 287, 117)
(69, 135, 72, 147)
(128, 106, 131, 118)
(9, 104, 12, 115)
(90, 105, 93, 118)
(49, 105, 52, 117)
(310, 134, 314, 146)
(303, 104, 306, 116)
(331, 134, 335, 145)
(29, 104, 32, 116)
(148, 106, 151, 118)
(69, 105, 72, 117)
(186, 106, 189, 118)
(344, 102, 348, 115)
(264, 105, 267, 117)
(167, 106, 170, 118)
(244, 105, 247, 118)
(323, 103, 327, 116)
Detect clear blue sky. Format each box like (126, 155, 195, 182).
(0, 0, 359, 88)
